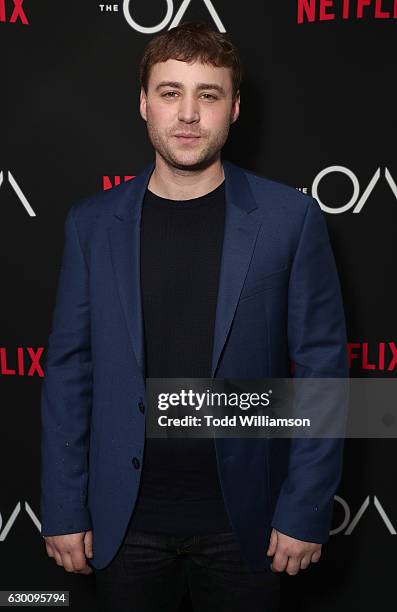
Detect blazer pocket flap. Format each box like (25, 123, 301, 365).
(240, 267, 289, 301)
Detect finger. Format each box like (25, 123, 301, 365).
(70, 548, 91, 573)
(53, 549, 64, 567)
(271, 549, 289, 573)
(311, 550, 322, 563)
(267, 529, 277, 556)
(84, 531, 93, 559)
(300, 554, 312, 570)
(60, 551, 75, 573)
(285, 556, 301, 576)
(45, 540, 55, 558)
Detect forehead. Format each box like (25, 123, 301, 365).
(148, 58, 232, 91)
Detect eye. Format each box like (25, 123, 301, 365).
(201, 93, 217, 100)
(162, 91, 178, 98)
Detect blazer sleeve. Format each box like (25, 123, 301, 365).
(40, 204, 93, 536)
(270, 197, 349, 543)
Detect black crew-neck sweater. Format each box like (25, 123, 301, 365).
(128, 179, 232, 534)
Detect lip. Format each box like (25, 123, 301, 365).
(173, 134, 201, 145)
(174, 134, 201, 139)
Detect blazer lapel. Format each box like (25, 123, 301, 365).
(210, 160, 261, 377)
(108, 158, 262, 381)
(108, 160, 155, 376)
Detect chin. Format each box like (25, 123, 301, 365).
(169, 151, 214, 170)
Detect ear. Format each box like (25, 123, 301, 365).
(230, 90, 240, 124)
(139, 87, 147, 122)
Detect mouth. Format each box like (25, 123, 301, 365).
(173, 134, 201, 143)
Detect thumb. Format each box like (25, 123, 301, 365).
(267, 528, 277, 556)
(84, 530, 93, 558)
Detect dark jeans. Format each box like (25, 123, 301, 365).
(93, 529, 280, 612)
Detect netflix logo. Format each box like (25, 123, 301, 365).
(297, 0, 397, 23)
(103, 175, 135, 191)
(348, 342, 397, 372)
(0, 347, 44, 377)
(0, 0, 29, 25)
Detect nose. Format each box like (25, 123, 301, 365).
(177, 95, 200, 123)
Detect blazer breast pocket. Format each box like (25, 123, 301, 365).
(239, 266, 290, 302)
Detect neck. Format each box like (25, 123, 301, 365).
(147, 154, 225, 200)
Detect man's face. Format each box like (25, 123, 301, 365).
(140, 58, 240, 170)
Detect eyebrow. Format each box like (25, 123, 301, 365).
(155, 81, 226, 96)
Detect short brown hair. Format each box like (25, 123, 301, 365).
(139, 21, 243, 101)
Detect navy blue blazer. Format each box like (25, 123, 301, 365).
(40, 158, 348, 571)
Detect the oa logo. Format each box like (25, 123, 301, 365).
(312, 166, 397, 214)
(0, 502, 40, 540)
(331, 495, 396, 535)
(122, 0, 226, 34)
(0, 170, 35, 216)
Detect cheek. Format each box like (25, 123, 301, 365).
(147, 104, 172, 127)
(205, 108, 230, 131)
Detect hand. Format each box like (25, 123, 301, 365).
(266, 528, 321, 575)
(43, 530, 94, 574)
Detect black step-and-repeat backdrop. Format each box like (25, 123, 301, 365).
(1, 2, 395, 610)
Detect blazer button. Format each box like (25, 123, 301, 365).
(138, 401, 145, 414)
(132, 457, 140, 469)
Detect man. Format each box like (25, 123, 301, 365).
(40, 21, 348, 612)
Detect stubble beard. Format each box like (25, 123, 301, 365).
(146, 113, 231, 172)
